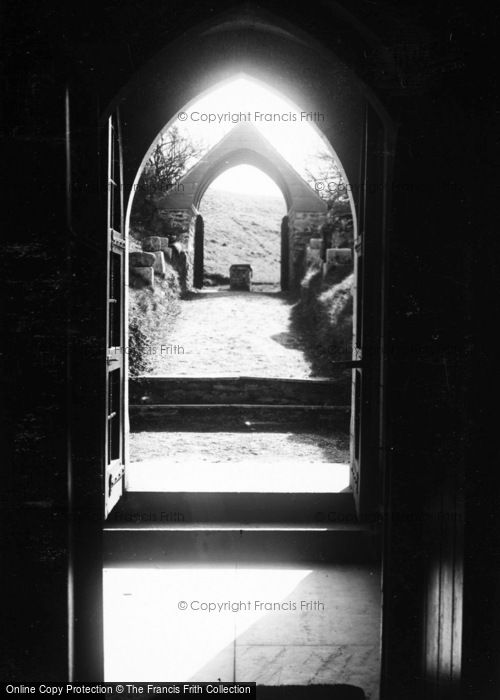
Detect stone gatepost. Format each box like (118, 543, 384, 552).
(156, 205, 198, 291)
(287, 208, 327, 290)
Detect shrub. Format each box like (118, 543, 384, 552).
(128, 318, 152, 377)
(293, 266, 353, 380)
(128, 263, 181, 377)
(317, 273, 354, 363)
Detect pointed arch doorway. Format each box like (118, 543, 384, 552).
(68, 7, 394, 688)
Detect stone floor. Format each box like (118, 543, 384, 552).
(148, 289, 316, 378)
(103, 564, 380, 699)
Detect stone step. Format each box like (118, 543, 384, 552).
(129, 403, 350, 432)
(108, 491, 358, 524)
(130, 376, 350, 406)
(104, 494, 379, 565)
(103, 526, 378, 565)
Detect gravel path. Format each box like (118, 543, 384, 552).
(134, 289, 350, 488)
(148, 288, 316, 378)
(130, 430, 349, 464)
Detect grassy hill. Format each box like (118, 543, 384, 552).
(198, 188, 286, 284)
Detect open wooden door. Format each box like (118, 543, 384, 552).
(105, 112, 127, 518)
(350, 103, 386, 519)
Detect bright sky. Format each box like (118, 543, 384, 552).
(209, 165, 283, 197)
(163, 76, 339, 196)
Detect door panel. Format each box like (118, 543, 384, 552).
(350, 103, 386, 519)
(105, 113, 126, 518)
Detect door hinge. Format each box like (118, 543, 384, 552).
(111, 230, 126, 249)
(108, 466, 125, 496)
(107, 351, 122, 365)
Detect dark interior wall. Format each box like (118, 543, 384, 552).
(1, 1, 497, 697)
(2, 20, 70, 677)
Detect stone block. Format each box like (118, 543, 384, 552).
(130, 266, 154, 289)
(229, 264, 253, 291)
(142, 236, 162, 252)
(153, 251, 166, 277)
(158, 237, 172, 258)
(129, 251, 156, 268)
(326, 248, 352, 265)
(306, 246, 321, 264)
(309, 238, 323, 249)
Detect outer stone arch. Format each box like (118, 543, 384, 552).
(154, 122, 327, 290)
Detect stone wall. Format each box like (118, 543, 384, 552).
(287, 209, 327, 290)
(320, 201, 354, 249)
(129, 237, 175, 290)
(130, 205, 198, 293)
(302, 201, 354, 283)
(132, 202, 353, 293)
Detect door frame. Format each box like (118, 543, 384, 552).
(68, 72, 395, 690)
(350, 102, 392, 521)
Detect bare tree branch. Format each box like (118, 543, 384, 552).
(141, 126, 203, 194)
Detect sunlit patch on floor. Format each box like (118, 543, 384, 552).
(126, 458, 350, 493)
(103, 564, 380, 698)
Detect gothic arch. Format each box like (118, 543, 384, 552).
(153, 123, 327, 289)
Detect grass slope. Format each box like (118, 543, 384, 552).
(199, 188, 286, 284)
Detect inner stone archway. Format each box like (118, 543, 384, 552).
(149, 122, 327, 291)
